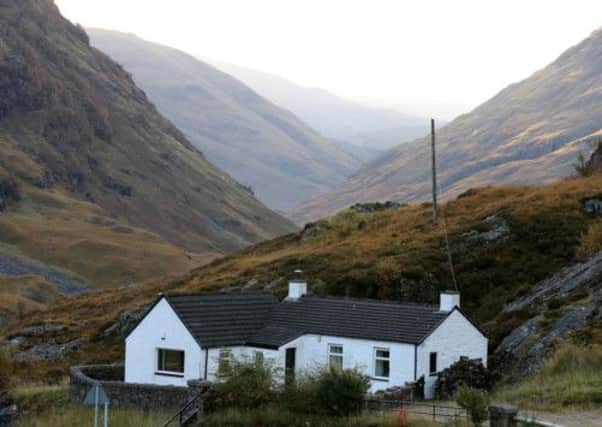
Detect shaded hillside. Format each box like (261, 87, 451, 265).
(10, 174, 602, 382)
(0, 0, 295, 259)
(213, 61, 430, 152)
(291, 28, 602, 224)
(88, 29, 361, 212)
(0, 136, 215, 326)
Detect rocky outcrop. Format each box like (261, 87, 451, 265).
(504, 251, 602, 313)
(462, 215, 510, 245)
(349, 201, 401, 214)
(102, 307, 147, 337)
(495, 251, 602, 375)
(14, 337, 85, 362)
(0, 179, 19, 211)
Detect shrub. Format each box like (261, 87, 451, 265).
(435, 359, 494, 399)
(0, 348, 14, 396)
(315, 368, 370, 416)
(205, 357, 278, 411)
(577, 220, 602, 258)
(456, 386, 489, 426)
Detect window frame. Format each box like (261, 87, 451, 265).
(429, 351, 438, 376)
(327, 343, 344, 370)
(373, 347, 391, 380)
(156, 348, 185, 377)
(218, 348, 233, 376)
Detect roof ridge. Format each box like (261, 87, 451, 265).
(165, 290, 275, 298)
(296, 294, 439, 309)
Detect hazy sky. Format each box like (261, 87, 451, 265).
(55, 0, 602, 119)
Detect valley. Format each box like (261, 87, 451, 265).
(291, 27, 602, 224)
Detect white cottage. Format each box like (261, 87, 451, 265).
(125, 278, 487, 399)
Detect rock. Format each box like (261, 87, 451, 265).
(505, 251, 602, 313)
(103, 307, 146, 337)
(462, 215, 510, 244)
(496, 317, 541, 354)
(17, 323, 66, 336)
(300, 221, 331, 241)
(0, 178, 20, 212)
(583, 197, 602, 216)
(29, 171, 54, 189)
(15, 337, 85, 362)
(243, 278, 258, 289)
(0, 403, 17, 427)
(349, 201, 400, 214)
(265, 277, 285, 289)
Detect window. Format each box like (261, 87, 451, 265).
(429, 352, 438, 375)
(218, 349, 233, 376)
(157, 349, 184, 375)
(373, 348, 390, 379)
(328, 344, 343, 369)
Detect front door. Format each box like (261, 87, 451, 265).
(285, 347, 296, 385)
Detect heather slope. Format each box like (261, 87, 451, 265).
(291, 28, 602, 224)
(88, 28, 361, 212)
(0, 0, 295, 257)
(12, 174, 602, 386)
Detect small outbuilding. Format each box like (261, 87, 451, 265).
(125, 276, 487, 399)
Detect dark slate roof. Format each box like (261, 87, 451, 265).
(161, 292, 455, 349)
(249, 296, 450, 348)
(165, 292, 278, 348)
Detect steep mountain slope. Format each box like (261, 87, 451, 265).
(0, 0, 295, 259)
(87, 29, 361, 212)
(213, 61, 429, 151)
(10, 173, 602, 385)
(291, 28, 602, 224)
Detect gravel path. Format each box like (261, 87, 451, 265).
(0, 255, 88, 294)
(520, 409, 602, 427)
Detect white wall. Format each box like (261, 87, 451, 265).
(278, 334, 416, 393)
(125, 298, 203, 386)
(204, 346, 280, 382)
(417, 310, 488, 399)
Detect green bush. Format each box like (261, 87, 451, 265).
(206, 357, 278, 411)
(315, 368, 370, 416)
(456, 386, 489, 426)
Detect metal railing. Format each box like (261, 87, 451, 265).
(366, 399, 470, 423)
(162, 395, 201, 427)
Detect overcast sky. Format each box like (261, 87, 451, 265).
(55, 0, 602, 119)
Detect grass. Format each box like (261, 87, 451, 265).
(15, 405, 167, 427)
(494, 343, 602, 411)
(9, 382, 167, 427)
(199, 407, 469, 427)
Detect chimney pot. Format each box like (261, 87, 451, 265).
(440, 290, 460, 312)
(287, 270, 307, 301)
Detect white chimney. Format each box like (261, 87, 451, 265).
(287, 270, 307, 301)
(440, 291, 460, 312)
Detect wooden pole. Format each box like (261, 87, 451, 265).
(431, 118, 438, 221)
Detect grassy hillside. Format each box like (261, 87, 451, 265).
(10, 174, 602, 385)
(0, 0, 295, 256)
(88, 28, 361, 212)
(291, 27, 602, 223)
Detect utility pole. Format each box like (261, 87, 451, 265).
(431, 118, 438, 221)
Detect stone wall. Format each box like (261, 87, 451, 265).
(70, 364, 204, 412)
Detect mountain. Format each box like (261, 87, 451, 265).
(11, 172, 602, 393)
(212, 61, 430, 151)
(87, 29, 361, 212)
(290, 28, 602, 224)
(0, 0, 295, 309)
